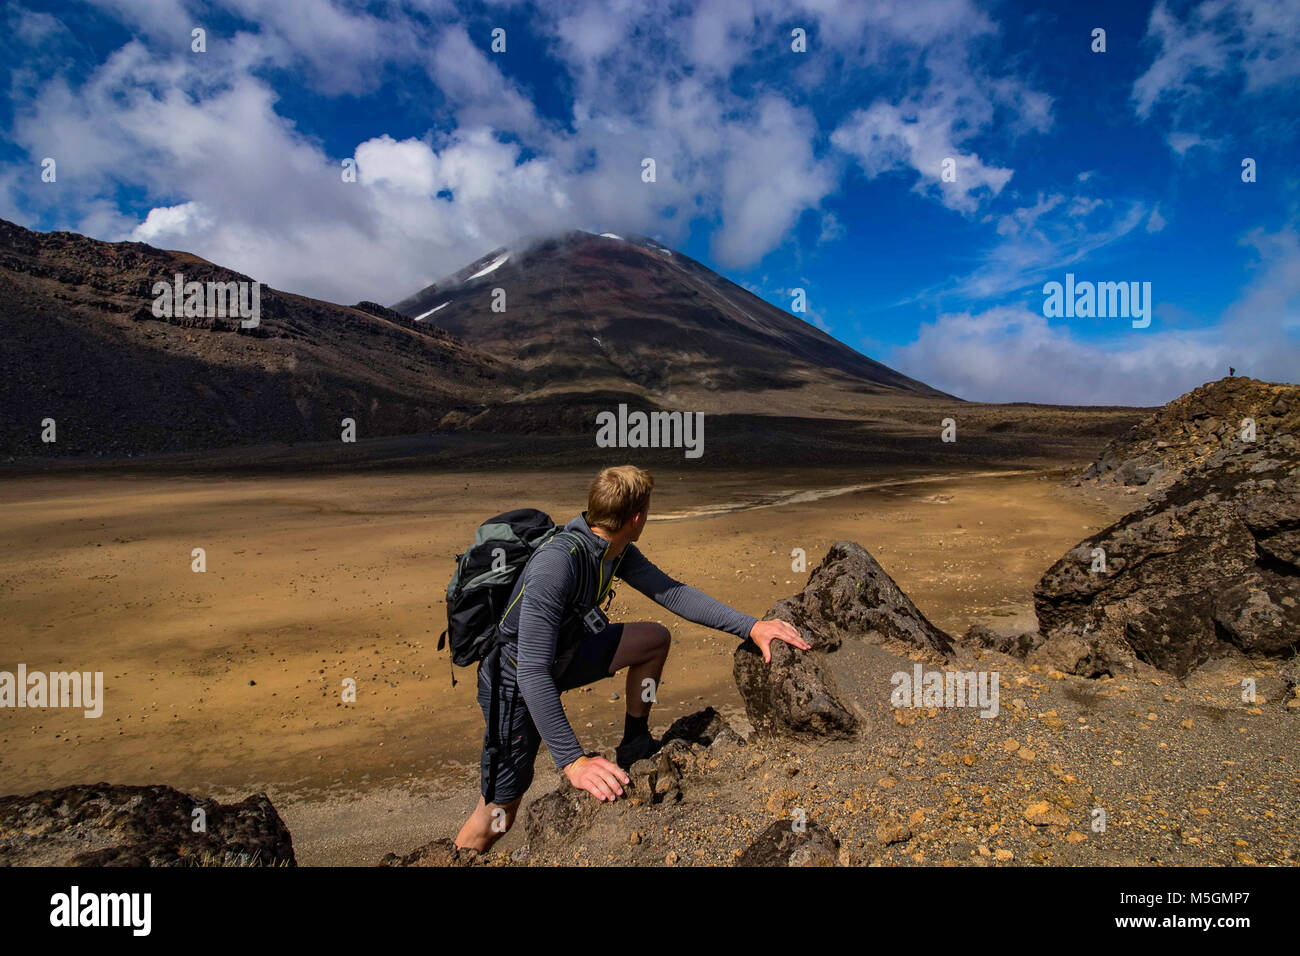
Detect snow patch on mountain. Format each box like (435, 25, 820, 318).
(414, 301, 449, 322)
(465, 252, 509, 281)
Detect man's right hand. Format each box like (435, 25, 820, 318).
(564, 754, 630, 801)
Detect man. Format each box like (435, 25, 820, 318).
(455, 465, 808, 852)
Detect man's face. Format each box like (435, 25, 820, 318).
(631, 501, 649, 541)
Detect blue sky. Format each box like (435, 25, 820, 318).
(2, 0, 1297, 405)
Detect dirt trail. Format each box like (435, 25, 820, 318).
(653, 469, 1041, 519)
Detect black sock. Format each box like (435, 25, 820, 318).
(622, 711, 649, 744)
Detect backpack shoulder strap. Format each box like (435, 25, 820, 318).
(497, 529, 588, 630)
(553, 530, 592, 606)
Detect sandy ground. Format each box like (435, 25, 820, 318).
(0, 466, 1131, 864)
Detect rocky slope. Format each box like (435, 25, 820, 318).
(379, 385, 1298, 866)
(0, 783, 295, 866)
(1035, 377, 1299, 677)
(1077, 376, 1298, 491)
(0, 218, 508, 458)
(384, 538, 1299, 867)
(15, 482, 1286, 868)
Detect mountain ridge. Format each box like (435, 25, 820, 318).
(0, 217, 509, 457)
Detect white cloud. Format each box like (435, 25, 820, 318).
(712, 97, 835, 267)
(1167, 131, 1217, 155)
(130, 201, 214, 243)
(1, 0, 1053, 302)
(890, 226, 1300, 404)
(1134, 0, 1300, 151)
(889, 305, 1225, 405)
(995, 192, 1064, 238)
(942, 198, 1150, 302)
(823, 0, 1049, 217)
(832, 100, 1013, 214)
(10, 8, 67, 45)
(428, 26, 542, 134)
(1132, 1, 1233, 119)
(818, 210, 846, 245)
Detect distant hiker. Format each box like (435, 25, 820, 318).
(1229, 366, 1235, 376)
(453, 465, 808, 852)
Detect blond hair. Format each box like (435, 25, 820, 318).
(587, 465, 654, 532)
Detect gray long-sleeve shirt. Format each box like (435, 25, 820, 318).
(496, 512, 757, 769)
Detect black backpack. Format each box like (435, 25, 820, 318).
(437, 509, 580, 677)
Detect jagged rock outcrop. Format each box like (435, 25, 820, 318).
(736, 819, 840, 867)
(734, 637, 859, 738)
(1079, 376, 1298, 491)
(1037, 381, 1300, 677)
(734, 542, 953, 737)
(0, 783, 295, 866)
(765, 542, 954, 656)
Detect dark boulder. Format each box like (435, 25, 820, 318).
(0, 783, 295, 866)
(766, 542, 953, 656)
(734, 542, 953, 738)
(734, 638, 858, 737)
(736, 819, 839, 867)
(1038, 415, 1299, 677)
(661, 705, 744, 750)
(964, 624, 1045, 658)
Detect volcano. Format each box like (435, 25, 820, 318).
(391, 231, 952, 417)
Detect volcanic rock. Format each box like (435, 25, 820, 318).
(0, 782, 295, 866)
(964, 624, 1045, 658)
(734, 542, 953, 738)
(736, 819, 839, 866)
(521, 742, 695, 860)
(1079, 376, 1298, 492)
(660, 705, 744, 750)
(1038, 379, 1300, 677)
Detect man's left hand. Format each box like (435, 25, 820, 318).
(748, 619, 811, 663)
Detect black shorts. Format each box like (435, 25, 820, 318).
(477, 623, 625, 804)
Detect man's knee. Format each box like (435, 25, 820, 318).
(614, 622, 672, 672)
(648, 622, 671, 655)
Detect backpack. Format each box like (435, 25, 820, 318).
(437, 509, 579, 675)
